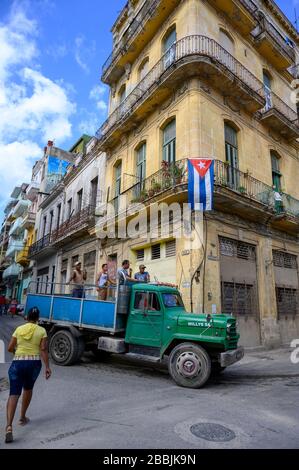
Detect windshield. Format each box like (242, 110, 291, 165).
(162, 293, 184, 308)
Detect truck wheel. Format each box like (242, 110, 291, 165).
(49, 330, 80, 366)
(168, 343, 211, 389)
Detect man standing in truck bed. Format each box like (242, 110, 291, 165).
(69, 261, 87, 298)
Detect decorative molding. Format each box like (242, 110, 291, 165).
(223, 96, 241, 114)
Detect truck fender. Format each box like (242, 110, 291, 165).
(48, 324, 83, 340)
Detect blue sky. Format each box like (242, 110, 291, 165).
(0, 0, 295, 220)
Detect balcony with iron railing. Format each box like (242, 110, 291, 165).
(98, 35, 266, 146)
(206, 0, 258, 35)
(6, 238, 25, 258)
(251, 16, 296, 71)
(21, 211, 36, 230)
(102, 0, 180, 84)
(257, 90, 299, 140)
(105, 159, 299, 234)
(28, 234, 53, 258)
(51, 205, 96, 246)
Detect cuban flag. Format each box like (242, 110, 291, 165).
(188, 158, 214, 211)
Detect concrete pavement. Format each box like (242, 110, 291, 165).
(0, 314, 298, 449)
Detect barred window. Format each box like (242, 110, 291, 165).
(273, 250, 297, 269)
(219, 236, 256, 261)
(151, 244, 161, 260)
(222, 282, 256, 316)
(166, 240, 176, 257)
(276, 287, 298, 317)
(84, 250, 96, 267)
(61, 259, 68, 271)
(136, 249, 144, 261)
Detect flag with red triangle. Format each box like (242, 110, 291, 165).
(188, 158, 214, 210)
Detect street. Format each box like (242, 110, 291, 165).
(0, 314, 299, 449)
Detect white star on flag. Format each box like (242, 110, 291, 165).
(198, 161, 206, 169)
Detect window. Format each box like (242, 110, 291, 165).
(263, 71, 272, 111)
(114, 162, 122, 213)
(135, 143, 146, 197)
(224, 123, 239, 188)
(162, 119, 176, 163)
(67, 198, 72, 218)
(49, 211, 54, 234)
(134, 292, 161, 311)
(222, 282, 255, 315)
(84, 250, 96, 267)
(42, 216, 47, 237)
(138, 58, 149, 81)
(162, 293, 184, 308)
(273, 251, 297, 269)
(276, 287, 298, 317)
(56, 204, 61, 230)
(166, 240, 176, 257)
(136, 249, 144, 261)
(151, 244, 161, 260)
(219, 29, 234, 55)
(77, 189, 83, 212)
(219, 237, 256, 261)
(163, 27, 176, 68)
(271, 152, 281, 192)
(90, 176, 98, 208)
(119, 85, 126, 104)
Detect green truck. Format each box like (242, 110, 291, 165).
(25, 281, 244, 389)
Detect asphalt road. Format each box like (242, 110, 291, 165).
(0, 314, 298, 449)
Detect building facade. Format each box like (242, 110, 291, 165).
(29, 136, 106, 295)
(97, 0, 299, 348)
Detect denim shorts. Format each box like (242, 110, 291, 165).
(8, 360, 42, 396)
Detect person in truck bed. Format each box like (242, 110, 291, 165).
(117, 260, 142, 285)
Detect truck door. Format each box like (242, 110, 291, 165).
(126, 291, 163, 348)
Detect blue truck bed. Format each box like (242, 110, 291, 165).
(25, 293, 126, 333)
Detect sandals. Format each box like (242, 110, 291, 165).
(5, 426, 13, 443)
(18, 417, 30, 426)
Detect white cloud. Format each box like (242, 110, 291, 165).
(74, 35, 96, 74)
(78, 111, 99, 135)
(89, 84, 108, 114)
(0, 2, 76, 216)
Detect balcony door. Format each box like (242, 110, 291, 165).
(224, 123, 239, 189)
(114, 162, 122, 213)
(163, 28, 176, 69)
(263, 71, 272, 111)
(135, 143, 146, 198)
(163, 119, 176, 164)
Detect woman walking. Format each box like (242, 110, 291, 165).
(5, 307, 51, 443)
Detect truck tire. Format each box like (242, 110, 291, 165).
(49, 330, 80, 366)
(168, 343, 211, 389)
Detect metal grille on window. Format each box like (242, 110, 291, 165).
(61, 259, 68, 271)
(221, 281, 257, 316)
(166, 240, 176, 257)
(219, 237, 256, 261)
(151, 244, 161, 260)
(84, 251, 96, 267)
(273, 250, 297, 269)
(276, 287, 298, 317)
(136, 249, 144, 261)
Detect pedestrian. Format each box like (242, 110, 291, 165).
(68, 261, 87, 298)
(134, 265, 150, 283)
(5, 307, 51, 444)
(117, 260, 141, 285)
(9, 298, 18, 317)
(0, 294, 5, 316)
(96, 263, 115, 301)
